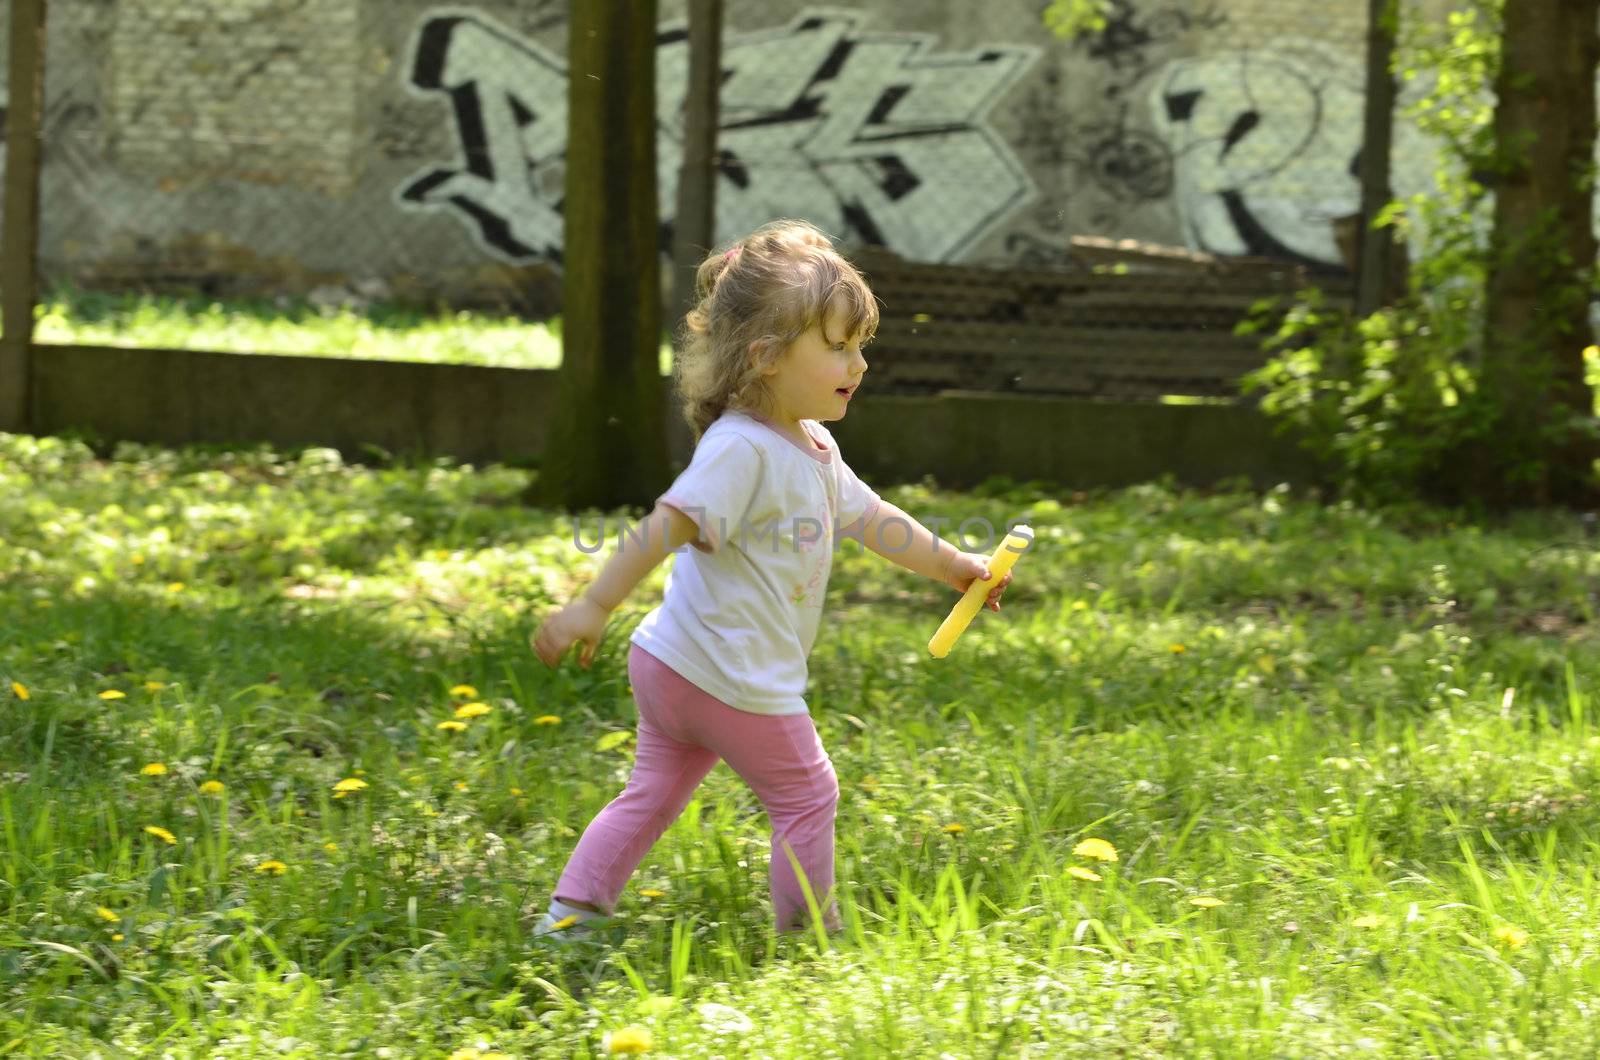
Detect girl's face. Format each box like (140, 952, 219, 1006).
(759, 304, 870, 430)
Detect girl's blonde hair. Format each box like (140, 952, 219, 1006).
(676, 218, 879, 441)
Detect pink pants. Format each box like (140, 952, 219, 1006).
(553, 644, 842, 934)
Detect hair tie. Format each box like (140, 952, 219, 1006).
(723, 246, 740, 263)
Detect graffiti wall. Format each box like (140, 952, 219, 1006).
(29, 0, 1475, 309)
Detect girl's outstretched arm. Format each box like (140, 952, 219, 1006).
(855, 501, 1012, 612)
(531, 502, 699, 668)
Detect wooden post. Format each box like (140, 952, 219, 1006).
(670, 0, 722, 326)
(1354, 0, 1397, 318)
(0, 0, 46, 433)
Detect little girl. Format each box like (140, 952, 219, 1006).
(530, 219, 1012, 939)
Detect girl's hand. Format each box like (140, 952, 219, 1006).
(531, 597, 610, 669)
(941, 550, 1013, 612)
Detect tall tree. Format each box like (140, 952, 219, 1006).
(1479, 0, 1600, 507)
(530, 0, 670, 512)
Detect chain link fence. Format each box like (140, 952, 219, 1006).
(14, 0, 1446, 392)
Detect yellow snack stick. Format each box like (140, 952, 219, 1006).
(928, 524, 1033, 658)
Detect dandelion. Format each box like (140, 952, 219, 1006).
(510, 787, 524, 796)
(111, 933, 124, 942)
(1067, 866, 1102, 882)
(449, 684, 478, 698)
(11, 682, 28, 700)
(601, 1025, 654, 1054)
(95, 906, 120, 923)
(549, 915, 581, 931)
(333, 778, 368, 793)
(139, 762, 168, 776)
(1493, 923, 1530, 949)
(639, 888, 665, 899)
(143, 681, 167, 692)
(166, 582, 185, 593)
(437, 720, 468, 733)
(98, 690, 127, 700)
(1169, 643, 1187, 654)
(454, 781, 470, 792)
(256, 860, 287, 876)
(1189, 896, 1225, 909)
(143, 825, 177, 845)
(1352, 913, 1385, 929)
(448, 1049, 513, 1060)
(454, 702, 492, 719)
(533, 715, 561, 726)
(323, 842, 339, 853)
(942, 822, 965, 834)
(1073, 837, 1119, 862)
(199, 780, 225, 795)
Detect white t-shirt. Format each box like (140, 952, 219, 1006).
(629, 408, 882, 715)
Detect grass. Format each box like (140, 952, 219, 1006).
(1, 431, 1597, 1056)
(34, 285, 675, 374)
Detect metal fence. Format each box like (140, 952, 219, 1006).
(4, 0, 1413, 407)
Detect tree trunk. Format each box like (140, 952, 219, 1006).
(1479, 0, 1600, 509)
(670, 0, 722, 326)
(529, 0, 671, 513)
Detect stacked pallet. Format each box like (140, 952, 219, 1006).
(853, 240, 1353, 402)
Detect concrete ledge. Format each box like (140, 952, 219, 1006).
(30, 345, 1318, 492)
(832, 391, 1319, 492)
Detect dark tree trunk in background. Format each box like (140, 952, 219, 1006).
(671, 0, 722, 326)
(1354, 0, 1398, 318)
(1478, 0, 1600, 508)
(530, 0, 670, 512)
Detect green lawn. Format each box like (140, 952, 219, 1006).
(34, 286, 675, 375)
(1, 434, 1597, 1056)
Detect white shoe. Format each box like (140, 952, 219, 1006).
(530, 902, 612, 946)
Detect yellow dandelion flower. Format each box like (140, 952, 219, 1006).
(111, 933, 124, 941)
(454, 702, 492, 719)
(510, 787, 524, 796)
(11, 682, 29, 700)
(256, 860, 287, 875)
(596, 730, 633, 752)
(139, 762, 168, 776)
(333, 791, 348, 799)
(98, 690, 127, 700)
(354, 768, 366, 776)
(639, 888, 665, 898)
(323, 842, 339, 852)
(1189, 896, 1225, 909)
(1066, 866, 1102, 882)
(332, 777, 368, 793)
(199, 780, 225, 795)
(166, 582, 185, 593)
(1169, 643, 1187, 654)
(1493, 923, 1529, 949)
(143, 681, 167, 692)
(550, 915, 580, 931)
(449, 684, 478, 698)
(602, 1024, 654, 1054)
(1073, 837, 1119, 862)
(942, 822, 965, 834)
(1352, 913, 1385, 929)
(143, 825, 177, 845)
(131, 554, 145, 565)
(437, 719, 468, 732)
(95, 906, 121, 923)
(533, 715, 561, 726)
(454, 781, 469, 792)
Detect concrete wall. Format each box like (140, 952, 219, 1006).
(29, 345, 1321, 493)
(22, 0, 1469, 309)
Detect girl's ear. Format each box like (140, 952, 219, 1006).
(749, 338, 780, 377)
